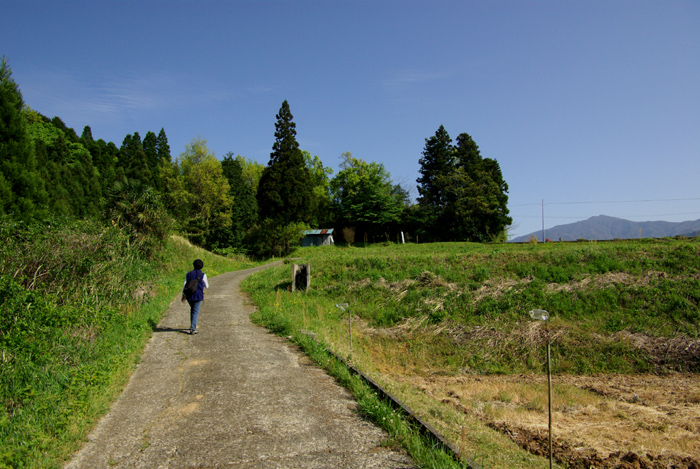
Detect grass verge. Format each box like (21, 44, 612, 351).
(0, 221, 255, 469)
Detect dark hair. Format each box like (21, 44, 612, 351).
(193, 259, 204, 270)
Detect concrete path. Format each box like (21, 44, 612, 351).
(65, 262, 414, 468)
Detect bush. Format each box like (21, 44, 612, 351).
(244, 220, 308, 258)
(104, 179, 172, 258)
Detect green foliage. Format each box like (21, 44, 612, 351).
(416, 125, 453, 236)
(416, 127, 512, 242)
(164, 137, 233, 248)
(152, 128, 171, 192)
(81, 126, 118, 195)
(26, 111, 102, 218)
(330, 152, 406, 237)
(0, 220, 253, 468)
(119, 132, 152, 186)
(235, 154, 264, 194)
(303, 150, 334, 227)
(142, 131, 158, 178)
(216, 153, 258, 251)
(244, 219, 309, 258)
(257, 101, 313, 225)
(104, 179, 172, 258)
(0, 57, 48, 219)
(243, 238, 700, 377)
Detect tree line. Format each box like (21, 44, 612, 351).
(1, 57, 512, 257)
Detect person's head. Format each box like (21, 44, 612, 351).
(193, 259, 204, 270)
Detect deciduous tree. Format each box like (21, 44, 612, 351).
(303, 150, 333, 227)
(164, 137, 232, 247)
(330, 153, 405, 237)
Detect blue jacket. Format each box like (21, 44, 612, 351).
(184, 269, 207, 301)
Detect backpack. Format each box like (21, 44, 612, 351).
(184, 272, 202, 297)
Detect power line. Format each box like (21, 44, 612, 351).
(514, 212, 700, 220)
(547, 197, 700, 206)
(511, 197, 700, 208)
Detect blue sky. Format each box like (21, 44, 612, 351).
(2, 0, 699, 238)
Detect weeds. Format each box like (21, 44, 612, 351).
(0, 220, 251, 468)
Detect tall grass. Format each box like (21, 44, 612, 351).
(0, 219, 253, 468)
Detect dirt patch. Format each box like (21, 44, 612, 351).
(398, 373, 700, 468)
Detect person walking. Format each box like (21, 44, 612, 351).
(181, 259, 209, 334)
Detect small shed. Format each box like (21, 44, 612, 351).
(302, 229, 334, 247)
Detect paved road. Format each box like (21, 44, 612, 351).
(65, 262, 414, 468)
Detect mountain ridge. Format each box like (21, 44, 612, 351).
(510, 215, 700, 242)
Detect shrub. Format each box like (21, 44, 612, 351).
(342, 226, 355, 246)
(104, 179, 172, 258)
(244, 220, 309, 258)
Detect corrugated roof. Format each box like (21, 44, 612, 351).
(303, 229, 334, 235)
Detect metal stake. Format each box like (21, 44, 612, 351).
(547, 341, 553, 469)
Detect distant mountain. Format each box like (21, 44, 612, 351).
(509, 215, 700, 243)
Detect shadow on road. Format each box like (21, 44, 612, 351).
(152, 326, 191, 334)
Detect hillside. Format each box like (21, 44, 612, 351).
(510, 215, 700, 242)
(0, 220, 254, 468)
(243, 239, 700, 468)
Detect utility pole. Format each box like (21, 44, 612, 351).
(542, 199, 545, 243)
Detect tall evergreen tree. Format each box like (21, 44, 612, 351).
(257, 101, 313, 225)
(120, 132, 152, 185)
(51, 116, 78, 142)
(142, 130, 158, 174)
(154, 128, 171, 191)
(155, 128, 171, 163)
(438, 132, 512, 242)
(416, 125, 455, 240)
(417, 125, 453, 210)
(81, 126, 117, 193)
(80, 125, 93, 143)
(416, 127, 511, 242)
(0, 57, 47, 218)
(216, 152, 258, 250)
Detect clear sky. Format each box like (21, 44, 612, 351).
(2, 0, 698, 239)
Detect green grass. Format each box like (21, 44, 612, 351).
(0, 220, 255, 469)
(249, 239, 700, 374)
(291, 332, 461, 469)
(242, 238, 700, 468)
